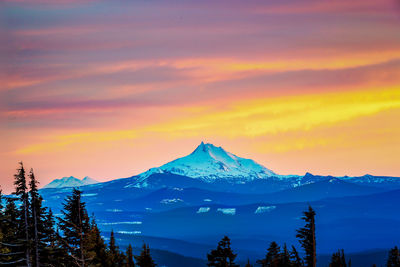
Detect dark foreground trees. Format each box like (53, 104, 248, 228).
(13, 162, 32, 267)
(58, 188, 92, 266)
(107, 230, 126, 266)
(207, 236, 239, 267)
(126, 244, 135, 267)
(0, 163, 62, 266)
(329, 249, 350, 267)
(55, 183, 156, 266)
(0, 162, 156, 267)
(251, 206, 315, 267)
(256, 242, 304, 267)
(387, 246, 400, 267)
(296, 206, 317, 267)
(135, 243, 157, 267)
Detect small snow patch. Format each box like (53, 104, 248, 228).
(106, 209, 123, 212)
(173, 187, 183, 191)
(217, 208, 236, 215)
(99, 221, 142, 225)
(125, 181, 148, 188)
(197, 207, 210, 213)
(82, 193, 97, 197)
(255, 206, 276, 214)
(160, 198, 183, 204)
(116, 231, 141, 235)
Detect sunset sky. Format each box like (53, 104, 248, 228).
(1, 0, 400, 193)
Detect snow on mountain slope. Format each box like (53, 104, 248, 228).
(138, 142, 276, 182)
(82, 176, 99, 185)
(43, 176, 99, 189)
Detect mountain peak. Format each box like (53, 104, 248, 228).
(192, 142, 224, 155)
(43, 176, 99, 189)
(139, 142, 277, 182)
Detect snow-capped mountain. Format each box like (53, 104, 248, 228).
(138, 142, 276, 182)
(43, 176, 99, 189)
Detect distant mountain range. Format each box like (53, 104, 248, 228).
(44, 142, 399, 189)
(39, 142, 400, 267)
(43, 176, 98, 188)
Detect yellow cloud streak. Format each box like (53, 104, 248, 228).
(169, 50, 400, 76)
(16, 87, 400, 155)
(147, 87, 400, 138)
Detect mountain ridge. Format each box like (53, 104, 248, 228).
(43, 142, 400, 190)
(43, 176, 98, 189)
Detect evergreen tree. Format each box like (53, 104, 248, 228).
(207, 236, 239, 267)
(43, 208, 68, 266)
(0, 196, 25, 265)
(28, 168, 62, 267)
(296, 206, 316, 267)
(257, 241, 281, 267)
(387, 246, 400, 267)
(0, 189, 14, 265)
(107, 230, 126, 266)
(13, 162, 32, 267)
(126, 244, 135, 267)
(28, 169, 40, 267)
(290, 246, 303, 267)
(0, 188, 3, 210)
(245, 259, 252, 267)
(58, 188, 91, 266)
(0, 188, 5, 259)
(280, 243, 291, 267)
(85, 217, 109, 266)
(329, 250, 347, 267)
(134, 243, 156, 267)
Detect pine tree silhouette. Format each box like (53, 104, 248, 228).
(126, 244, 135, 267)
(329, 249, 347, 267)
(387, 246, 400, 267)
(257, 241, 281, 267)
(43, 208, 67, 265)
(28, 169, 40, 267)
(107, 230, 126, 266)
(290, 246, 303, 267)
(29, 169, 66, 266)
(13, 162, 32, 267)
(58, 188, 91, 266)
(296, 206, 316, 267)
(134, 243, 156, 267)
(245, 258, 252, 267)
(0, 196, 24, 265)
(86, 217, 109, 266)
(207, 236, 239, 267)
